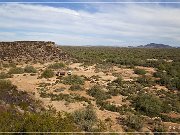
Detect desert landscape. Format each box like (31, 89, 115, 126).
(0, 41, 179, 133)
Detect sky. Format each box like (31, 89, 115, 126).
(0, 0, 180, 46)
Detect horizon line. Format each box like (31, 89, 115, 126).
(1, 1, 180, 4)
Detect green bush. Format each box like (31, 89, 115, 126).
(113, 77, 123, 86)
(0, 80, 14, 90)
(48, 62, 65, 69)
(136, 75, 154, 87)
(0, 110, 79, 132)
(62, 75, 84, 85)
(124, 114, 144, 131)
(54, 87, 66, 92)
(134, 93, 163, 116)
(73, 105, 97, 131)
(134, 68, 147, 75)
(88, 85, 110, 101)
(96, 100, 121, 112)
(69, 84, 83, 91)
(107, 87, 121, 96)
(41, 69, 54, 78)
(8, 67, 24, 74)
(24, 65, 37, 73)
(0, 72, 12, 79)
(2, 63, 16, 68)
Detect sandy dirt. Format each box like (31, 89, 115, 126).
(5, 62, 163, 132)
(113, 66, 139, 80)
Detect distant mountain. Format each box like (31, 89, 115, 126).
(137, 43, 173, 48)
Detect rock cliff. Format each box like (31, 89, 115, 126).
(0, 41, 68, 64)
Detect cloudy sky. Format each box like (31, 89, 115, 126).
(0, 0, 180, 46)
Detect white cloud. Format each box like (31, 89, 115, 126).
(0, 3, 180, 46)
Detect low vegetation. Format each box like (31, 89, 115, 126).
(69, 84, 83, 91)
(88, 85, 110, 101)
(0, 46, 180, 133)
(123, 114, 144, 131)
(0, 109, 79, 132)
(73, 105, 98, 131)
(0, 72, 12, 79)
(41, 69, 54, 78)
(134, 68, 147, 75)
(134, 93, 163, 117)
(62, 75, 84, 85)
(8, 67, 24, 74)
(48, 62, 65, 69)
(24, 65, 37, 73)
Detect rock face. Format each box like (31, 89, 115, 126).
(0, 41, 68, 63)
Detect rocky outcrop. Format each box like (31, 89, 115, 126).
(0, 41, 68, 63)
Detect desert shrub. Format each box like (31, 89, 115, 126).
(40, 92, 89, 104)
(73, 94, 91, 104)
(73, 105, 97, 131)
(113, 77, 123, 86)
(88, 85, 110, 101)
(124, 114, 144, 131)
(152, 118, 166, 133)
(41, 69, 54, 78)
(160, 114, 180, 123)
(136, 75, 154, 87)
(8, 67, 24, 74)
(0, 80, 14, 90)
(80, 75, 90, 81)
(134, 68, 146, 75)
(62, 75, 84, 85)
(2, 63, 16, 68)
(118, 104, 135, 115)
(107, 87, 121, 96)
(96, 100, 121, 112)
(69, 84, 83, 91)
(48, 62, 65, 69)
(38, 82, 51, 87)
(0, 110, 79, 132)
(54, 87, 66, 92)
(0, 80, 43, 111)
(0, 72, 12, 79)
(112, 72, 121, 77)
(24, 65, 37, 73)
(134, 93, 163, 116)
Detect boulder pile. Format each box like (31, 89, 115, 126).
(0, 41, 68, 64)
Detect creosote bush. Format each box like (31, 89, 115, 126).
(0, 110, 79, 132)
(0, 72, 13, 79)
(0, 79, 14, 90)
(124, 114, 144, 131)
(113, 76, 123, 86)
(69, 84, 83, 91)
(134, 93, 163, 116)
(62, 75, 84, 85)
(73, 105, 97, 131)
(88, 85, 110, 101)
(136, 75, 154, 87)
(8, 67, 24, 74)
(41, 69, 54, 78)
(24, 65, 37, 73)
(48, 62, 65, 69)
(134, 68, 147, 75)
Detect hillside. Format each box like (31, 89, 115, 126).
(0, 44, 180, 133)
(0, 41, 68, 64)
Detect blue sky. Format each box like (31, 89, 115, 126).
(0, 0, 180, 46)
